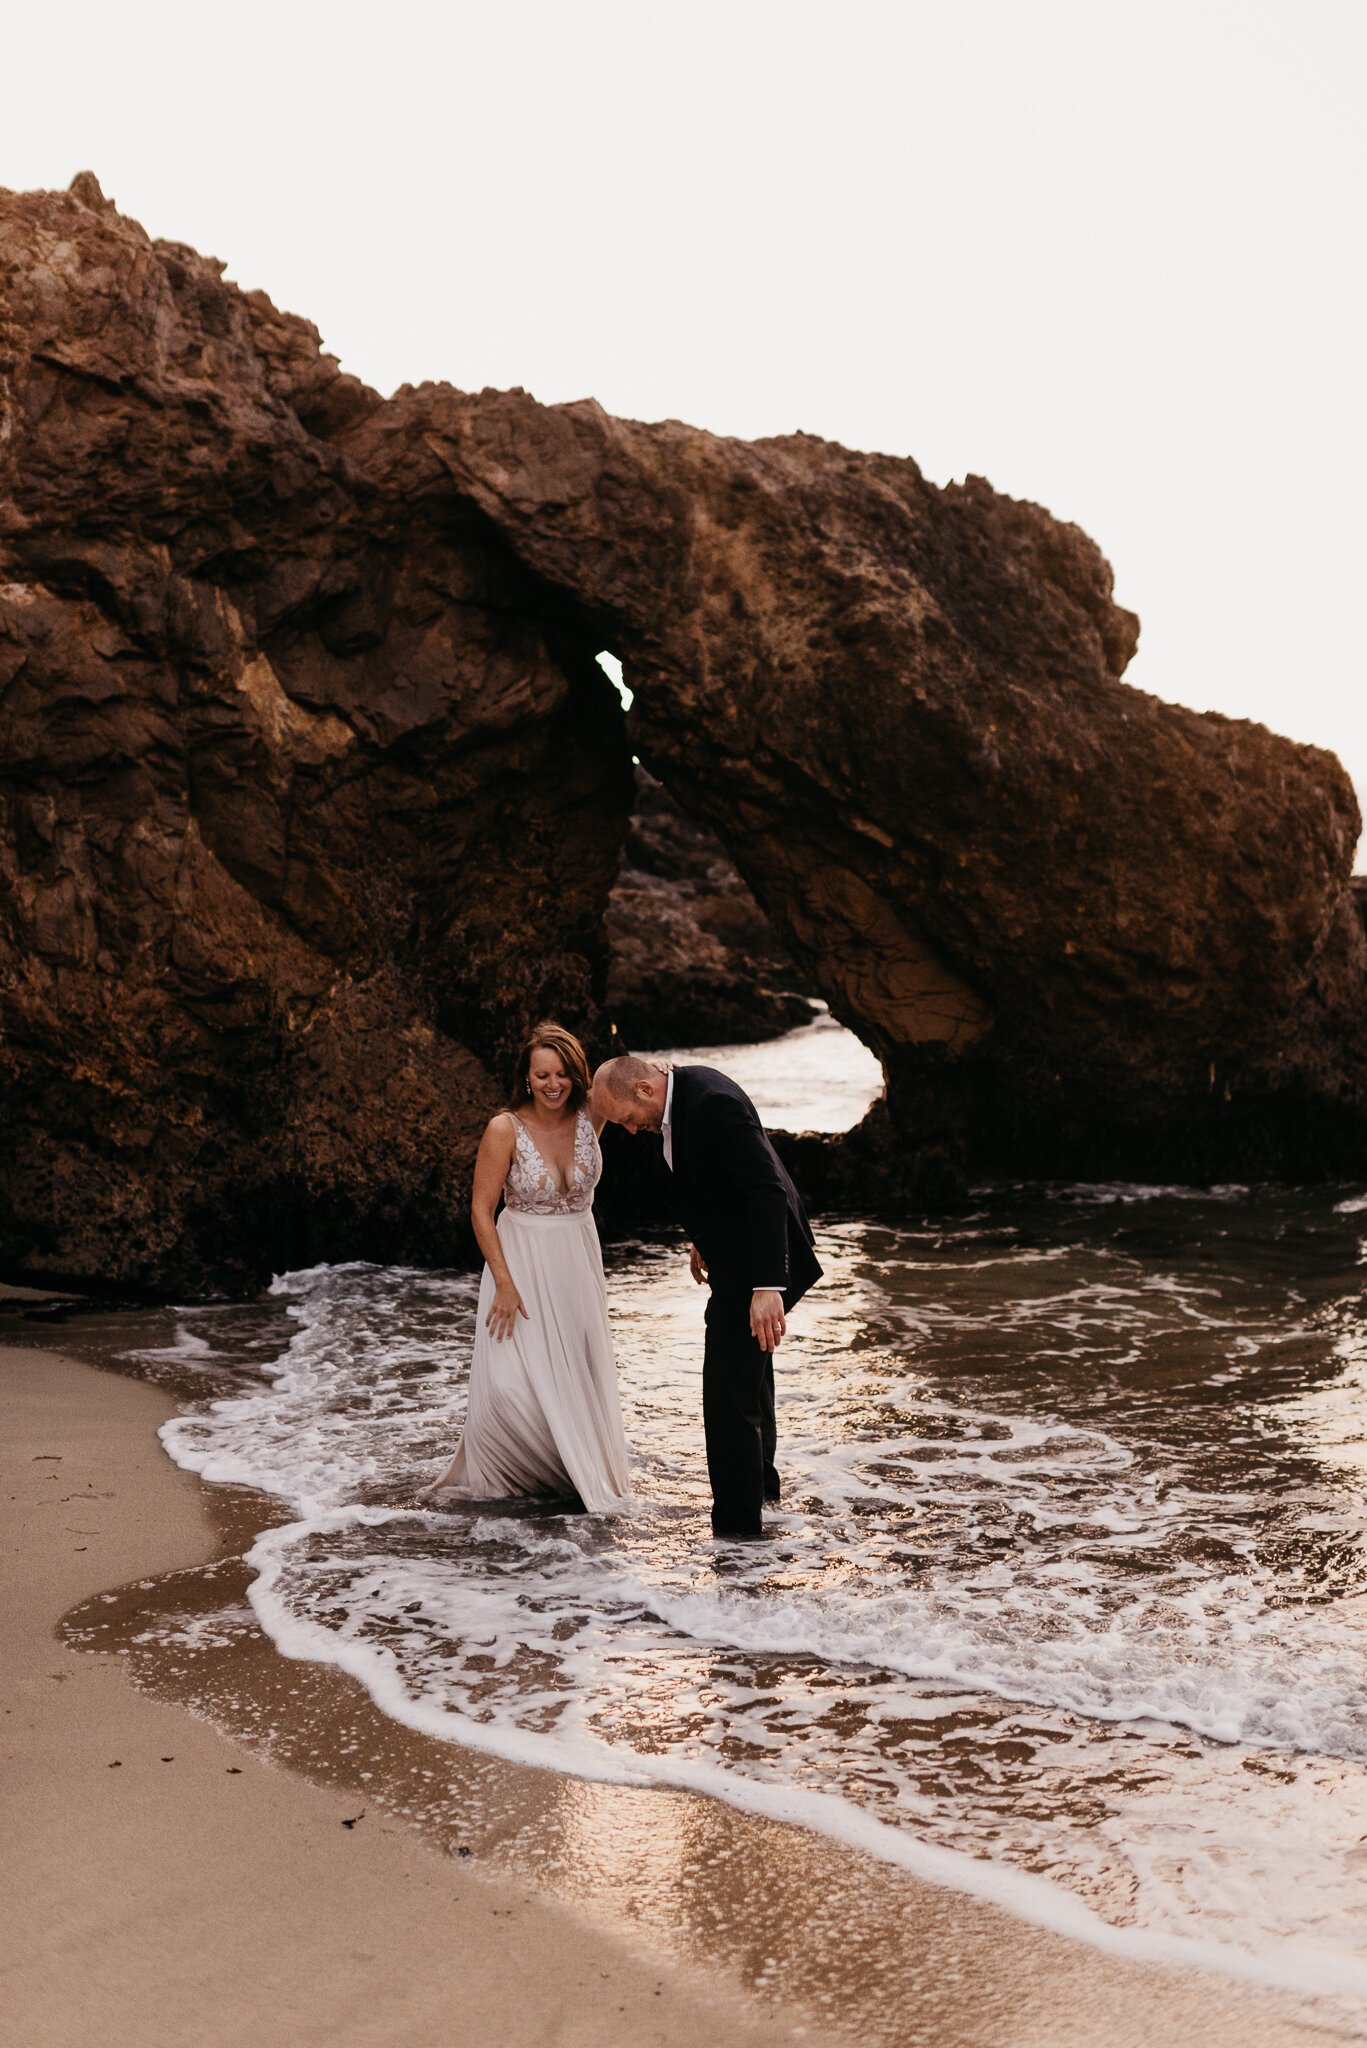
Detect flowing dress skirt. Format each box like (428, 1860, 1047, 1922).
(435, 1207, 630, 1512)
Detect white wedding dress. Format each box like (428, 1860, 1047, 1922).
(433, 1110, 631, 1512)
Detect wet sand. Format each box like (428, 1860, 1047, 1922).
(0, 1340, 821, 2048)
(0, 1331, 1347, 2047)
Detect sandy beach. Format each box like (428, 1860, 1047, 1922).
(1, 1326, 1349, 2048)
(0, 1337, 823, 2048)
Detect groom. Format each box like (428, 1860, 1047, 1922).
(592, 1056, 821, 1539)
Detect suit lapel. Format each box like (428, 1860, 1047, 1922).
(667, 1065, 700, 1184)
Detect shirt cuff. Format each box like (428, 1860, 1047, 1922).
(752, 1284, 785, 1293)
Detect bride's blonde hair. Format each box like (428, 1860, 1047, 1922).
(509, 1021, 592, 1112)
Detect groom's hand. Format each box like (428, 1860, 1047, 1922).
(689, 1244, 709, 1286)
(751, 1289, 786, 1353)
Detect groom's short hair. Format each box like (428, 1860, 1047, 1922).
(593, 1055, 660, 1101)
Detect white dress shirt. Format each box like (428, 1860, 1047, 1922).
(660, 1065, 783, 1295)
(661, 1066, 676, 1172)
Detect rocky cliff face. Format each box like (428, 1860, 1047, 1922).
(2, 175, 1363, 1294)
(0, 176, 631, 1292)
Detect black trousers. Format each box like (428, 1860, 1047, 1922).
(702, 1291, 780, 1536)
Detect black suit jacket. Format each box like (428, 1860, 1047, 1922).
(666, 1065, 822, 1308)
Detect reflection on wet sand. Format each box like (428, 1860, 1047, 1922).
(52, 1485, 1327, 2048)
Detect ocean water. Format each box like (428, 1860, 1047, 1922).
(641, 1003, 885, 1131)
(117, 1021, 1367, 2008)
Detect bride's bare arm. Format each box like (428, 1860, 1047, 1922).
(472, 1116, 526, 1340)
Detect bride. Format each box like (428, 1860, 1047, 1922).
(430, 1021, 631, 1512)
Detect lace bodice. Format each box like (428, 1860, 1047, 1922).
(504, 1110, 601, 1215)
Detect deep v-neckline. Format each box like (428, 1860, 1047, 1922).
(514, 1111, 581, 1196)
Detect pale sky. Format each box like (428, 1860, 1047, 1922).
(7, 0, 1364, 852)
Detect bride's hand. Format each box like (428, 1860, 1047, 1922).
(487, 1282, 528, 1342)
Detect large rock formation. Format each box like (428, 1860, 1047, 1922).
(408, 387, 1367, 1182)
(0, 175, 631, 1292)
(2, 174, 1364, 1295)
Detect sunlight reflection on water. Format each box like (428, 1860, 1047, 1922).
(642, 1005, 883, 1133)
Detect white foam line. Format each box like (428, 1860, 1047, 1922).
(243, 1508, 1367, 2009)
(213, 1448, 1367, 1762)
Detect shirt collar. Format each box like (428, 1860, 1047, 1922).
(662, 1065, 675, 1132)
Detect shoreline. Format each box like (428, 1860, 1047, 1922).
(0, 1332, 1349, 2047)
(0, 1340, 823, 2048)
